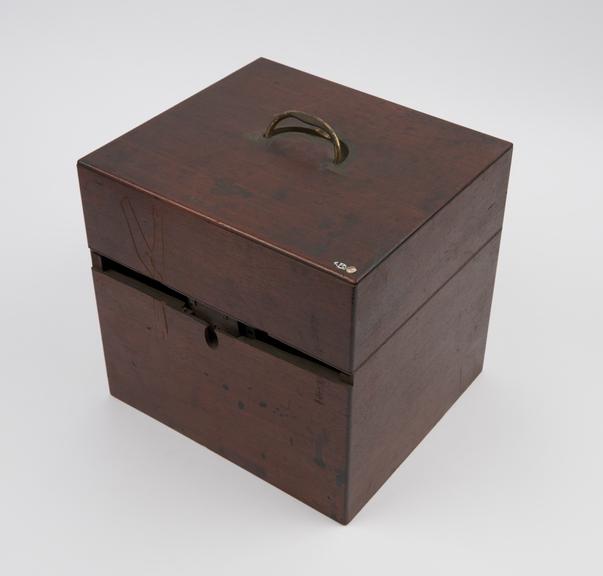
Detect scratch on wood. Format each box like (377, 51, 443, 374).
(152, 299, 169, 340)
(161, 301, 169, 338)
(120, 197, 164, 280)
(152, 203, 165, 281)
(121, 197, 154, 276)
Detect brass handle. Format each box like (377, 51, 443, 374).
(263, 110, 347, 164)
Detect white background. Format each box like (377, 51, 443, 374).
(1, 1, 602, 574)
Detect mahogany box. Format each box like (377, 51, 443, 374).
(78, 58, 512, 523)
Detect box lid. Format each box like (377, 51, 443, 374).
(79, 58, 511, 373)
(80, 57, 510, 283)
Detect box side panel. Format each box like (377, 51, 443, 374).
(79, 165, 354, 372)
(92, 268, 351, 523)
(353, 149, 511, 369)
(346, 233, 501, 522)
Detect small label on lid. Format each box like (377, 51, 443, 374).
(333, 261, 357, 274)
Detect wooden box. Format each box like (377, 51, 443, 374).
(78, 58, 512, 523)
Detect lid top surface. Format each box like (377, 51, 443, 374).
(80, 58, 511, 282)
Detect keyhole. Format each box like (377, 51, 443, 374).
(205, 325, 218, 349)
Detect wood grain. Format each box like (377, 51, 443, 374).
(91, 231, 501, 523)
(347, 233, 502, 521)
(353, 150, 511, 369)
(80, 58, 510, 280)
(80, 58, 512, 522)
(93, 265, 351, 522)
(78, 59, 511, 370)
(80, 166, 354, 372)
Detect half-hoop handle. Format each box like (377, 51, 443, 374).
(263, 110, 347, 164)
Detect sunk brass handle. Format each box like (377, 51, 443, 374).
(263, 110, 347, 164)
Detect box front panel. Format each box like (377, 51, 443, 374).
(92, 265, 351, 522)
(80, 166, 354, 372)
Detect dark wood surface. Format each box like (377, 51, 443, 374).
(80, 166, 355, 372)
(80, 58, 512, 522)
(347, 233, 502, 521)
(353, 150, 511, 368)
(79, 57, 510, 281)
(78, 58, 512, 371)
(93, 265, 351, 523)
(91, 231, 500, 523)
